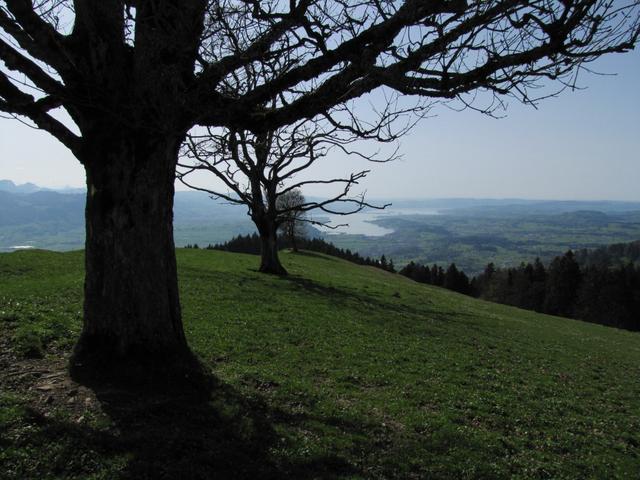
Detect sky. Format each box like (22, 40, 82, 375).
(1, 49, 639, 201)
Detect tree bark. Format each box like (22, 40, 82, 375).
(256, 219, 287, 275)
(71, 130, 191, 375)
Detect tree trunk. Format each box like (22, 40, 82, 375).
(257, 220, 287, 275)
(71, 131, 191, 377)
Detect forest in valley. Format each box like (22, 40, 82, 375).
(400, 241, 640, 332)
(326, 207, 640, 275)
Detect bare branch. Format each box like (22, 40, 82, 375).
(1, 0, 72, 72)
(0, 69, 80, 153)
(0, 36, 65, 95)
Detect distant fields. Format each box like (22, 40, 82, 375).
(3, 189, 640, 273)
(1, 249, 639, 479)
(328, 210, 640, 274)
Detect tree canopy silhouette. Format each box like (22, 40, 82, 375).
(277, 189, 308, 256)
(0, 0, 638, 375)
(178, 119, 391, 275)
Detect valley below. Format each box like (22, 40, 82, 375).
(2, 183, 640, 275)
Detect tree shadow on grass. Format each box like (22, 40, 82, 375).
(280, 274, 483, 329)
(56, 367, 361, 480)
(286, 250, 341, 262)
(4, 356, 499, 480)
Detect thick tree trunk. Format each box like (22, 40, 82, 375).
(71, 132, 191, 377)
(257, 221, 287, 275)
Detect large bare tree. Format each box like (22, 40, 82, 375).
(178, 118, 393, 275)
(0, 0, 638, 374)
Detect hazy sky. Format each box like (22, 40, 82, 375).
(1, 49, 638, 201)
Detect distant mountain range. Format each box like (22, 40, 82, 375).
(0, 180, 42, 194)
(2, 179, 640, 264)
(0, 179, 86, 195)
(0, 179, 253, 251)
(0, 189, 85, 227)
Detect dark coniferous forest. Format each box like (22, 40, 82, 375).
(401, 242, 640, 332)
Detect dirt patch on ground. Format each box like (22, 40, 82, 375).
(0, 329, 100, 423)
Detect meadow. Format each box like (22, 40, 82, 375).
(1, 249, 639, 479)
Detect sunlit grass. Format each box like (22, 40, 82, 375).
(1, 249, 639, 478)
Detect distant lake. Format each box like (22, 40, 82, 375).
(314, 207, 441, 237)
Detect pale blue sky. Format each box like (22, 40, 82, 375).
(1, 49, 638, 200)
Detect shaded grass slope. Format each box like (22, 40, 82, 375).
(1, 249, 639, 479)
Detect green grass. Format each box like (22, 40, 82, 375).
(1, 249, 639, 479)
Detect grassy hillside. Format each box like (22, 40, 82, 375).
(1, 249, 639, 479)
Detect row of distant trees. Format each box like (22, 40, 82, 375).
(399, 246, 640, 332)
(399, 262, 472, 295)
(574, 241, 640, 268)
(188, 234, 397, 274)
